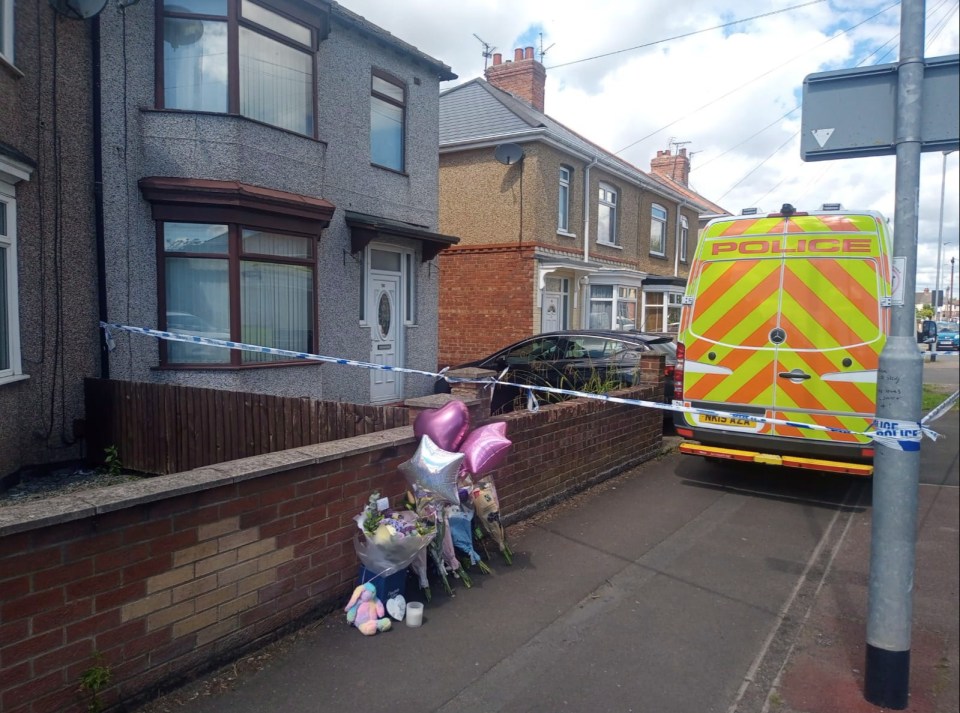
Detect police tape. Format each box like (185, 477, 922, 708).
(102, 322, 957, 452)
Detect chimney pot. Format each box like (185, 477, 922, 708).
(514, 48, 524, 62)
(525, 46, 534, 60)
(492, 53, 502, 66)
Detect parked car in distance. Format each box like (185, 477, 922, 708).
(936, 325, 960, 351)
(436, 330, 676, 415)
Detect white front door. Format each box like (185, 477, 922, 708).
(368, 271, 402, 402)
(542, 293, 561, 332)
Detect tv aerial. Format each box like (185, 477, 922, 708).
(494, 143, 525, 166)
(473, 34, 496, 70)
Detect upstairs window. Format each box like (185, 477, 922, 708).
(597, 182, 618, 245)
(370, 70, 406, 171)
(0, 0, 13, 65)
(650, 203, 667, 256)
(160, 0, 318, 137)
(679, 215, 689, 263)
(558, 166, 571, 233)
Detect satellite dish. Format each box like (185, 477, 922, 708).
(494, 143, 525, 166)
(49, 0, 109, 19)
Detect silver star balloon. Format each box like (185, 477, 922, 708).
(399, 435, 464, 505)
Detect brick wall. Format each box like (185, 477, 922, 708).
(0, 364, 662, 713)
(438, 245, 536, 367)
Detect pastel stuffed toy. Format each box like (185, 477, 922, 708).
(345, 582, 392, 635)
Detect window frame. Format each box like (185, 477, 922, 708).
(156, 0, 322, 138)
(158, 221, 318, 367)
(0, 181, 21, 383)
(597, 182, 618, 246)
(679, 215, 689, 263)
(0, 0, 13, 66)
(650, 203, 667, 257)
(0, 153, 31, 385)
(370, 68, 407, 172)
(558, 165, 572, 234)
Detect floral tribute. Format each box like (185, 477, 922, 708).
(351, 399, 513, 622)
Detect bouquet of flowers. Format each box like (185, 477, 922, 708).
(471, 477, 512, 565)
(408, 485, 472, 597)
(353, 492, 435, 580)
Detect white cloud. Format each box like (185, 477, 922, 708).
(342, 0, 959, 292)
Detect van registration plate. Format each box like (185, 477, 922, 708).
(699, 414, 757, 428)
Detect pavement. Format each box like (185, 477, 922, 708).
(136, 366, 959, 713)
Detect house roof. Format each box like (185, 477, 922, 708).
(331, 2, 457, 81)
(647, 172, 731, 218)
(439, 79, 691, 206)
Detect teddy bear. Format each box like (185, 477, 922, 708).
(344, 582, 392, 636)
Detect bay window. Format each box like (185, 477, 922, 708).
(162, 223, 315, 365)
(140, 177, 334, 367)
(588, 284, 638, 331)
(160, 0, 321, 137)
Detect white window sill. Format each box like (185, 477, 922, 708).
(0, 373, 30, 387)
(557, 230, 577, 238)
(597, 241, 623, 250)
(649, 252, 667, 259)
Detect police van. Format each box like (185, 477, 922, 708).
(673, 204, 892, 476)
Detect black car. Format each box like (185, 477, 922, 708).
(436, 330, 676, 414)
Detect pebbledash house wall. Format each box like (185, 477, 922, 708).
(0, 361, 663, 713)
(95, 4, 446, 405)
(0, 3, 101, 479)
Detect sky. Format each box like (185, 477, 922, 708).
(341, 0, 960, 298)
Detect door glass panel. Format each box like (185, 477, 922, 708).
(378, 291, 392, 339)
(371, 249, 401, 271)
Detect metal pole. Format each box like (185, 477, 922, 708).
(865, 0, 925, 708)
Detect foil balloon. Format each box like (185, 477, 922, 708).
(413, 400, 470, 452)
(459, 421, 512, 476)
(399, 434, 464, 504)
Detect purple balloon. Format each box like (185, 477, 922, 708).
(414, 400, 470, 451)
(459, 422, 512, 476)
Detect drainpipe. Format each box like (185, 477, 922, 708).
(673, 201, 687, 277)
(582, 156, 599, 264)
(92, 16, 109, 378)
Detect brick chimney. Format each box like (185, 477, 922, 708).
(484, 46, 546, 113)
(650, 148, 691, 186)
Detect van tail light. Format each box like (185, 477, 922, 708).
(674, 342, 685, 401)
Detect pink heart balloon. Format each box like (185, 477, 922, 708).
(413, 400, 470, 451)
(459, 422, 512, 476)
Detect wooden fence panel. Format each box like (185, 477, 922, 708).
(83, 379, 411, 475)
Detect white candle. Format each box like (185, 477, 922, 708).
(405, 601, 424, 627)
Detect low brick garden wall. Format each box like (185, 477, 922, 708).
(0, 358, 664, 713)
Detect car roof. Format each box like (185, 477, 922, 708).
(535, 330, 673, 343)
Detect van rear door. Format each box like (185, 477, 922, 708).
(771, 231, 888, 447)
(680, 213, 889, 450)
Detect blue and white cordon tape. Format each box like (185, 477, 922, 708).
(102, 322, 957, 452)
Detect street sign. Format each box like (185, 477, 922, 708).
(801, 54, 959, 161)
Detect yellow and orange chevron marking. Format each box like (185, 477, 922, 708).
(681, 213, 891, 448)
